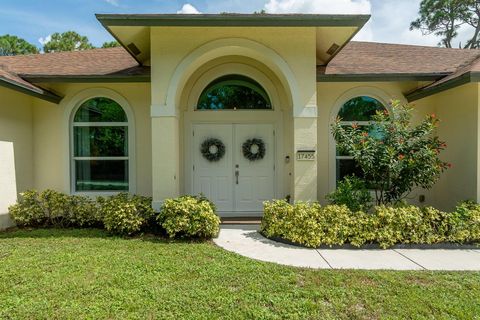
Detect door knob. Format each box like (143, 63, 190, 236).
(235, 170, 239, 185)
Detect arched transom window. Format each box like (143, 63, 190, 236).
(336, 96, 387, 183)
(197, 75, 272, 110)
(72, 97, 129, 192)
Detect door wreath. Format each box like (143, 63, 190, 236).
(200, 138, 226, 162)
(242, 138, 266, 161)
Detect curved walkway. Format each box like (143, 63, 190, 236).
(213, 225, 480, 270)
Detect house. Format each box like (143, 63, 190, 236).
(1, 13, 480, 228)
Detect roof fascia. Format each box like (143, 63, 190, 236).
(317, 73, 446, 82)
(0, 78, 63, 104)
(406, 72, 475, 102)
(96, 14, 371, 27)
(23, 74, 151, 83)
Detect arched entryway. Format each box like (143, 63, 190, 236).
(181, 59, 290, 216)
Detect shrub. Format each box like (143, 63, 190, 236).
(99, 193, 154, 236)
(332, 100, 450, 205)
(261, 201, 480, 248)
(158, 195, 220, 239)
(9, 190, 44, 227)
(326, 176, 372, 212)
(450, 201, 480, 242)
(9, 190, 99, 228)
(262, 200, 320, 246)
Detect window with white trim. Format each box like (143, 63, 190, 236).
(72, 97, 129, 192)
(335, 96, 387, 183)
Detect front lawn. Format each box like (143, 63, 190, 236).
(0, 229, 479, 319)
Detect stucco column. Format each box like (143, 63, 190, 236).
(292, 104, 318, 202)
(151, 104, 180, 210)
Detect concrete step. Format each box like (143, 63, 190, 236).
(221, 217, 262, 225)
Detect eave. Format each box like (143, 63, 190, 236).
(406, 72, 480, 102)
(23, 74, 151, 83)
(0, 77, 63, 104)
(317, 73, 448, 82)
(96, 13, 370, 27)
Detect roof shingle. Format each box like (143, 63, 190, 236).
(321, 41, 480, 76)
(0, 47, 142, 77)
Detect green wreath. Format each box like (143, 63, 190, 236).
(242, 138, 266, 161)
(201, 138, 226, 162)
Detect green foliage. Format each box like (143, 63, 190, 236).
(9, 190, 99, 228)
(197, 75, 271, 110)
(410, 0, 480, 49)
(450, 200, 480, 241)
(0, 34, 38, 56)
(101, 41, 120, 48)
(158, 195, 220, 239)
(332, 100, 450, 205)
(43, 31, 94, 53)
(8, 190, 222, 239)
(99, 193, 154, 236)
(2, 229, 480, 319)
(326, 176, 372, 212)
(261, 200, 480, 249)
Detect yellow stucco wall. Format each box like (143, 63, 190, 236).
(2, 31, 479, 215)
(417, 84, 480, 210)
(0, 87, 34, 228)
(149, 27, 318, 206)
(32, 83, 152, 196)
(0, 87, 34, 193)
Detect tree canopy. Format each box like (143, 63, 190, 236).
(0, 34, 38, 56)
(101, 41, 120, 48)
(43, 31, 94, 53)
(411, 0, 480, 48)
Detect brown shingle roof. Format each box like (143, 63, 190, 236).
(1, 42, 480, 103)
(0, 66, 61, 103)
(0, 47, 149, 103)
(320, 41, 480, 76)
(0, 67, 42, 93)
(0, 47, 148, 77)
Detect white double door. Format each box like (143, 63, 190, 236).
(192, 124, 275, 214)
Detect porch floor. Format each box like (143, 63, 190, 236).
(213, 225, 480, 270)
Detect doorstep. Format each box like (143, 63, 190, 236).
(221, 217, 262, 225)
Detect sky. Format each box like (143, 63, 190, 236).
(0, 0, 473, 49)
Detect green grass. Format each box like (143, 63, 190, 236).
(0, 229, 479, 320)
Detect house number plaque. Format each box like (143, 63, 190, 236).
(296, 150, 316, 161)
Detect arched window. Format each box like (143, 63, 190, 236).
(336, 96, 387, 183)
(72, 97, 129, 192)
(197, 75, 272, 110)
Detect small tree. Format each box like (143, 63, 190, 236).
(43, 31, 94, 53)
(332, 100, 450, 205)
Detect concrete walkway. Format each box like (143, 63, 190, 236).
(213, 225, 480, 270)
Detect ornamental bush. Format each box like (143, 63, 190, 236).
(158, 195, 220, 239)
(326, 176, 372, 212)
(99, 193, 155, 236)
(261, 201, 480, 248)
(332, 100, 450, 205)
(9, 190, 99, 228)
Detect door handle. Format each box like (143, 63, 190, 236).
(235, 170, 239, 185)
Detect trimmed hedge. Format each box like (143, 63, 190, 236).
(8, 190, 220, 240)
(261, 200, 480, 248)
(158, 195, 220, 239)
(9, 190, 100, 228)
(99, 193, 155, 236)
